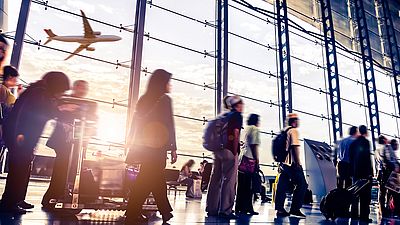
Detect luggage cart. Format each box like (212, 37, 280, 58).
(49, 102, 157, 218)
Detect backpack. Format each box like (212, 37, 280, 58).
(203, 112, 234, 151)
(271, 127, 292, 162)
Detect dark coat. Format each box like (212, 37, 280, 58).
(3, 81, 60, 151)
(349, 136, 373, 179)
(126, 94, 176, 164)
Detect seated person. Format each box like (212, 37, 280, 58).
(178, 159, 196, 198)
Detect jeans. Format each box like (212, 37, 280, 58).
(337, 161, 352, 189)
(274, 164, 308, 212)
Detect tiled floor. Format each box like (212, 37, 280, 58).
(0, 178, 398, 224)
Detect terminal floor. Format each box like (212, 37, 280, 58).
(0, 178, 397, 225)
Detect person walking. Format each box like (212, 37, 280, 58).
(376, 136, 400, 217)
(0, 72, 73, 213)
(206, 95, 244, 220)
(337, 126, 359, 189)
(274, 113, 307, 218)
(125, 69, 177, 224)
(236, 113, 260, 215)
(349, 125, 373, 223)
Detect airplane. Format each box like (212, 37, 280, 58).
(44, 10, 122, 60)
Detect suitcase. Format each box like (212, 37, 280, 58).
(320, 179, 371, 220)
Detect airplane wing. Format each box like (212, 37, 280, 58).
(65, 44, 89, 60)
(80, 10, 95, 38)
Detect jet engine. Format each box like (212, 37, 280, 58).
(93, 31, 101, 35)
(86, 47, 95, 51)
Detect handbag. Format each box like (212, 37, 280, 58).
(238, 155, 257, 174)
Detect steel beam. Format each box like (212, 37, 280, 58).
(10, 0, 31, 69)
(319, 0, 343, 143)
(353, 0, 381, 150)
(276, 0, 292, 125)
(222, 0, 229, 99)
(126, 0, 147, 146)
(379, 0, 400, 122)
(216, 0, 223, 114)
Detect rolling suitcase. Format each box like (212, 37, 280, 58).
(320, 179, 371, 220)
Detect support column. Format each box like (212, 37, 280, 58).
(353, 0, 381, 150)
(216, 0, 222, 114)
(10, 0, 31, 69)
(319, 0, 343, 142)
(222, 0, 228, 98)
(379, 0, 400, 120)
(126, 0, 147, 146)
(276, 0, 292, 125)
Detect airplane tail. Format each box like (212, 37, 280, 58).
(43, 29, 56, 45)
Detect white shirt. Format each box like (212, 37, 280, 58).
(243, 125, 261, 159)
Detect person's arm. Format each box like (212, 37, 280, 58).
(233, 128, 240, 156)
(290, 129, 302, 166)
(165, 96, 177, 164)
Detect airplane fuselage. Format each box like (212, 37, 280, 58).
(49, 35, 121, 44)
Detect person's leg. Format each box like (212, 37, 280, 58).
(1, 148, 32, 208)
(183, 178, 194, 198)
(359, 183, 372, 220)
(235, 172, 246, 213)
(274, 166, 290, 211)
(206, 152, 223, 215)
(42, 147, 70, 205)
(351, 179, 359, 218)
(219, 150, 238, 215)
(289, 166, 308, 212)
(149, 165, 173, 216)
(125, 163, 153, 220)
(244, 173, 255, 213)
(379, 179, 388, 216)
(337, 162, 344, 189)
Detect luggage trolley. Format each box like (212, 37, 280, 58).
(50, 98, 157, 219)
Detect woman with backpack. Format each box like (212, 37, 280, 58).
(125, 69, 177, 224)
(236, 114, 260, 215)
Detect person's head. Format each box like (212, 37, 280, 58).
(72, 80, 88, 98)
(247, 114, 260, 127)
(228, 95, 244, 113)
(359, 125, 368, 137)
(223, 96, 232, 110)
(349, 126, 358, 137)
(183, 159, 195, 170)
(41, 71, 70, 98)
(378, 135, 388, 145)
(391, 139, 399, 151)
(3, 65, 19, 88)
(0, 35, 8, 65)
(145, 69, 172, 98)
(287, 113, 299, 128)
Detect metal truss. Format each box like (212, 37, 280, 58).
(353, 0, 381, 150)
(216, 0, 228, 114)
(319, 0, 343, 143)
(378, 0, 400, 120)
(276, 0, 292, 125)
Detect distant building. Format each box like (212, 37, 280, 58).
(0, 0, 7, 32)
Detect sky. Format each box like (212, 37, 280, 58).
(6, 0, 400, 174)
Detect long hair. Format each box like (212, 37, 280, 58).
(136, 69, 172, 113)
(181, 159, 195, 171)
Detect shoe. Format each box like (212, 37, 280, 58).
(0, 205, 27, 214)
(359, 218, 373, 223)
(276, 210, 290, 217)
(18, 201, 34, 209)
(162, 212, 173, 223)
(289, 210, 306, 218)
(219, 213, 239, 220)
